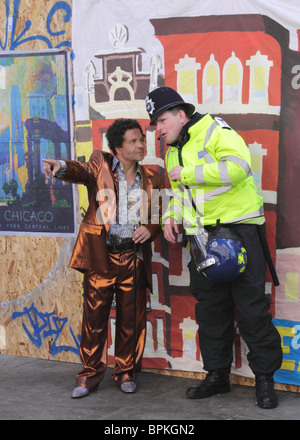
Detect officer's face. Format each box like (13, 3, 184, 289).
(115, 128, 145, 164)
(155, 109, 188, 144)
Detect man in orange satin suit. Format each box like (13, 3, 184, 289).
(43, 119, 163, 398)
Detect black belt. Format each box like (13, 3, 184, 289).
(107, 242, 140, 252)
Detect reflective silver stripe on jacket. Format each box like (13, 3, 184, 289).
(195, 116, 252, 186)
(218, 155, 252, 185)
(165, 147, 172, 169)
(204, 121, 218, 146)
(223, 206, 264, 223)
(203, 185, 234, 201)
(194, 120, 217, 182)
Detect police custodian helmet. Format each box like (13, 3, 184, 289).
(145, 87, 195, 125)
(189, 225, 247, 282)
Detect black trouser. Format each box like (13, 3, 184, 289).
(189, 224, 282, 375)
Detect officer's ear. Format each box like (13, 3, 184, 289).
(178, 109, 189, 125)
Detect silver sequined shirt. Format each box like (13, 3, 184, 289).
(107, 156, 142, 245)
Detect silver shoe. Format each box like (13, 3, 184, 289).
(71, 386, 89, 398)
(120, 381, 136, 393)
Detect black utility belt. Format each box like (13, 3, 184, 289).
(107, 242, 140, 252)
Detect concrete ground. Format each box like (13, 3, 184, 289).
(0, 354, 299, 422)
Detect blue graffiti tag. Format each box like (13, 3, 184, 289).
(0, 0, 72, 56)
(12, 303, 80, 356)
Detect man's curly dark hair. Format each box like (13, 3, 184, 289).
(105, 118, 144, 155)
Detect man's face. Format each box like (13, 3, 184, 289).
(154, 109, 187, 145)
(115, 128, 145, 164)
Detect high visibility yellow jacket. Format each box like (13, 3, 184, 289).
(163, 113, 264, 233)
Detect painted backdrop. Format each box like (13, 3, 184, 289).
(72, 0, 300, 387)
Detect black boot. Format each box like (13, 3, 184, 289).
(186, 369, 231, 399)
(255, 375, 278, 409)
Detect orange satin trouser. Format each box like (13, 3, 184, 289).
(75, 249, 147, 390)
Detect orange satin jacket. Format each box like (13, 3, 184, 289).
(58, 150, 164, 292)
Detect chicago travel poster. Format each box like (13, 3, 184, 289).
(0, 50, 75, 235)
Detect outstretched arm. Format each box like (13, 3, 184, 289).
(42, 151, 104, 185)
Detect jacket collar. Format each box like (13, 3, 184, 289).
(111, 155, 142, 179)
(170, 112, 205, 149)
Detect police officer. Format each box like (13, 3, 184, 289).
(145, 87, 282, 409)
